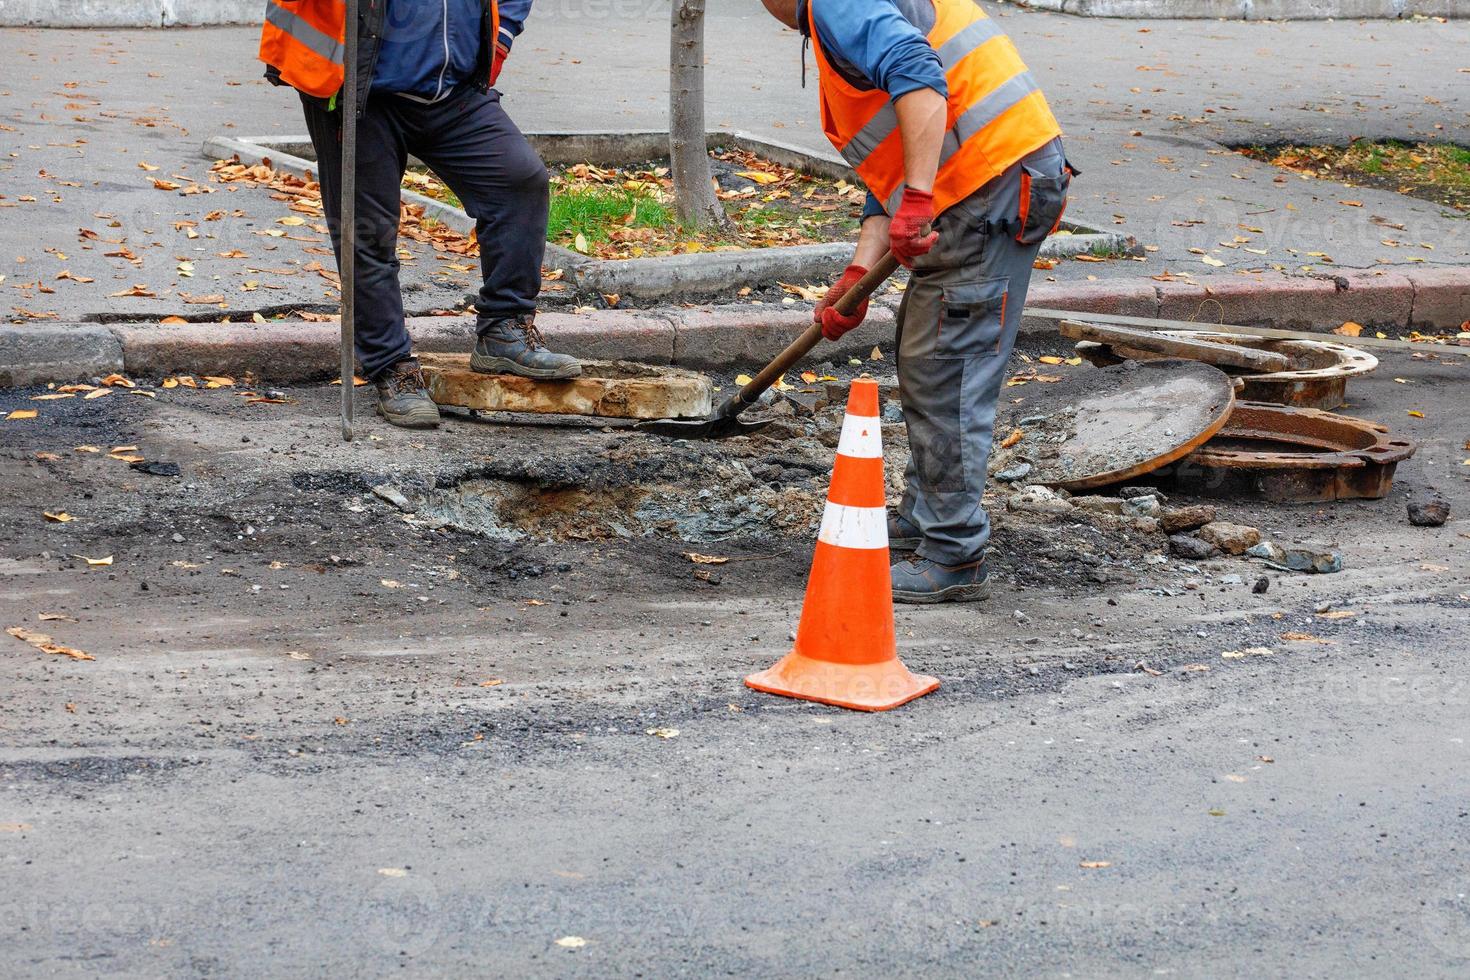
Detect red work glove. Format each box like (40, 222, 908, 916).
(490, 41, 509, 87)
(889, 187, 938, 267)
(814, 264, 870, 341)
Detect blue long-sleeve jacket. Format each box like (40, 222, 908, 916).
(798, 0, 948, 218)
(373, 0, 532, 102)
(801, 0, 947, 102)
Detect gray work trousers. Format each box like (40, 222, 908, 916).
(896, 137, 1070, 566)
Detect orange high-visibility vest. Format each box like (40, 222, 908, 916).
(260, 0, 347, 98)
(808, 0, 1062, 216)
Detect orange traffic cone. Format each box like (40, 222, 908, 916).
(745, 377, 939, 711)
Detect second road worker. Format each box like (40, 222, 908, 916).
(259, 0, 581, 430)
(761, 0, 1073, 604)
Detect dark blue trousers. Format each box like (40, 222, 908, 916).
(302, 84, 549, 379)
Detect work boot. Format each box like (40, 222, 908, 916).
(372, 359, 441, 430)
(888, 512, 921, 551)
(471, 313, 582, 379)
(891, 554, 990, 604)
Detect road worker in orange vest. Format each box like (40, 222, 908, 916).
(763, 0, 1074, 603)
(259, 0, 580, 429)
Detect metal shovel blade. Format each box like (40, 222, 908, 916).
(633, 407, 774, 439)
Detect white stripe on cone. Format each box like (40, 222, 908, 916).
(817, 501, 889, 550)
(836, 413, 883, 460)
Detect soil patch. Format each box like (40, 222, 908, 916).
(1237, 141, 1470, 213)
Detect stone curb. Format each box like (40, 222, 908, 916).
(0, 323, 123, 387)
(1003, 0, 1462, 19)
(0, 0, 260, 27)
(3, 267, 1466, 386)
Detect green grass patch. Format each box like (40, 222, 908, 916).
(402, 153, 865, 258)
(547, 186, 672, 244)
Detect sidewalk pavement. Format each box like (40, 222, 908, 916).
(2, 2, 1468, 330)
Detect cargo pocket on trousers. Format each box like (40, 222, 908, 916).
(1015, 162, 1073, 246)
(904, 355, 968, 494)
(936, 278, 1009, 359)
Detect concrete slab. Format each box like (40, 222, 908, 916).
(419, 355, 712, 421)
(1156, 271, 1414, 332)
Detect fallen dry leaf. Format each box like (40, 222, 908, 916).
(1333, 321, 1364, 337)
(684, 552, 729, 565)
(1222, 646, 1274, 660)
(645, 727, 680, 739)
(7, 625, 94, 661)
(1281, 632, 1334, 644)
(43, 511, 73, 523)
(478, 678, 504, 688)
(1079, 861, 1112, 869)
(6, 409, 38, 421)
(72, 555, 113, 567)
(554, 936, 588, 949)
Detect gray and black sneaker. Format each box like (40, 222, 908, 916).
(888, 511, 922, 551)
(891, 554, 991, 604)
(471, 313, 582, 379)
(372, 359, 441, 429)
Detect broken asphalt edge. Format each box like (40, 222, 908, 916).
(4, 267, 1467, 387)
(201, 133, 1136, 304)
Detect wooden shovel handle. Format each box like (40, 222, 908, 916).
(723, 250, 901, 415)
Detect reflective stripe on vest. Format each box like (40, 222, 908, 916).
(264, 0, 345, 65)
(259, 0, 346, 99)
(810, 0, 1062, 216)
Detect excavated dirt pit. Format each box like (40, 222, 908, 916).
(409, 395, 1174, 589)
(418, 410, 881, 544)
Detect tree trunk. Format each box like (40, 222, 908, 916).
(669, 0, 731, 231)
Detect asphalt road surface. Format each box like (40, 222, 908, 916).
(2, 338, 1468, 976)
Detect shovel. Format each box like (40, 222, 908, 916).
(636, 250, 902, 439)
